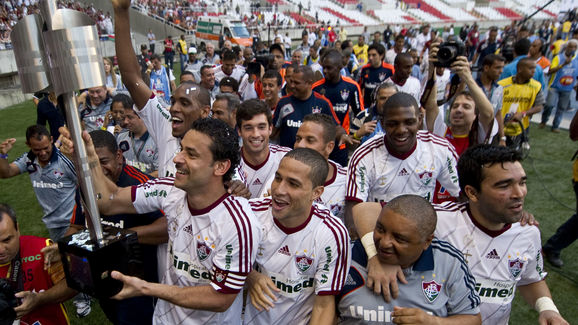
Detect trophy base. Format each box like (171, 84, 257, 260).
(57, 226, 143, 298)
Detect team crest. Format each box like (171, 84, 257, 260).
(418, 171, 433, 186)
(214, 269, 227, 283)
(52, 170, 64, 180)
(146, 149, 155, 157)
(295, 255, 314, 273)
(378, 73, 387, 81)
(311, 106, 322, 114)
(340, 89, 350, 101)
(508, 258, 524, 278)
(196, 241, 212, 261)
(422, 280, 442, 303)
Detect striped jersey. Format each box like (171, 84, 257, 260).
(272, 93, 340, 148)
(239, 144, 291, 198)
(244, 198, 350, 325)
(337, 240, 480, 324)
(434, 202, 547, 325)
(346, 131, 460, 204)
(137, 94, 179, 177)
(13, 148, 77, 228)
(358, 63, 395, 107)
(316, 160, 348, 221)
(131, 178, 262, 324)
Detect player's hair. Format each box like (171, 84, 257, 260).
(341, 40, 353, 51)
(150, 54, 162, 62)
(180, 70, 194, 79)
(457, 144, 523, 193)
(178, 82, 211, 108)
(513, 38, 531, 56)
(368, 43, 386, 57)
(190, 118, 240, 183)
(321, 49, 342, 65)
(294, 65, 314, 83)
(236, 99, 272, 128)
(214, 93, 241, 113)
(303, 114, 336, 145)
(394, 52, 413, 67)
(384, 194, 436, 239)
(394, 34, 405, 42)
(262, 70, 283, 86)
(284, 148, 328, 188)
(0, 203, 18, 230)
(25, 124, 50, 143)
(448, 91, 475, 113)
(381, 92, 418, 118)
(219, 77, 240, 93)
(89, 129, 119, 154)
(372, 80, 399, 106)
(481, 54, 505, 68)
(222, 50, 237, 62)
(112, 93, 134, 110)
(516, 57, 535, 70)
(200, 65, 213, 76)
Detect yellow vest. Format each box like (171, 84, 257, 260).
(498, 77, 542, 136)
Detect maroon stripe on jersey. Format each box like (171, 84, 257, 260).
(417, 132, 459, 160)
(346, 138, 384, 198)
(249, 198, 272, 209)
(232, 199, 255, 273)
(131, 185, 137, 202)
(315, 205, 350, 293)
(225, 198, 252, 274)
(270, 144, 291, 153)
(223, 200, 246, 273)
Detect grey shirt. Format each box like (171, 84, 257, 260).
(117, 130, 159, 175)
(337, 239, 480, 324)
(13, 148, 77, 229)
(79, 96, 113, 132)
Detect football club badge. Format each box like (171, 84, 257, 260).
(340, 89, 350, 101)
(295, 255, 314, 273)
(214, 269, 227, 283)
(422, 280, 442, 303)
(311, 106, 322, 114)
(508, 258, 524, 278)
(379, 72, 387, 81)
(53, 169, 64, 180)
(418, 171, 433, 186)
(196, 241, 212, 261)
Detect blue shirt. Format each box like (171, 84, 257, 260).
(358, 62, 395, 107)
(500, 55, 547, 92)
(550, 55, 578, 92)
(272, 92, 339, 148)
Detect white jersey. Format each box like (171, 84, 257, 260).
(214, 65, 246, 83)
(132, 178, 262, 325)
(244, 198, 350, 325)
(388, 76, 422, 103)
(434, 202, 547, 325)
(239, 144, 291, 198)
(137, 95, 179, 177)
(346, 131, 460, 203)
(316, 160, 347, 221)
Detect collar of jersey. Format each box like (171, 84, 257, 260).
(383, 135, 417, 160)
(273, 205, 314, 235)
(466, 204, 512, 238)
(187, 192, 230, 216)
(411, 243, 434, 271)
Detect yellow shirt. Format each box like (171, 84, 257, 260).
(353, 44, 369, 66)
(178, 39, 187, 54)
(498, 77, 542, 136)
(552, 39, 566, 56)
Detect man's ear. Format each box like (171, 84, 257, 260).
(311, 185, 324, 202)
(213, 159, 231, 177)
(201, 105, 211, 119)
(464, 184, 479, 202)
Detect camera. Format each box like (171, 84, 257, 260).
(0, 279, 17, 324)
(435, 40, 466, 67)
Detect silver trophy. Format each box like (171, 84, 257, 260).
(10, 0, 141, 298)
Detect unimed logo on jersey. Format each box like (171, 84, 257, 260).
(172, 251, 211, 282)
(269, 272, 315, 297)
(144, 189, 167, 198)
(475, 278, 516, 304)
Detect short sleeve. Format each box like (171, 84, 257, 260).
(518, 229, 547, 286)
(12, 153, 29, 174)
(131, 178, 174, 214)
(346, 147, 375, 203)
(315, 216, 351, 295)
(436, 146, 460, 197)
(445, 252, 481, 316)
(136, 95, 172, 147)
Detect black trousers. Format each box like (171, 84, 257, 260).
(544, 180, 578, 253)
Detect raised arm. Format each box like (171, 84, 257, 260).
(112, 0, 152, 109)
(0, 138, 21, 179)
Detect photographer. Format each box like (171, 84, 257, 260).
(0, 204, 75, 325)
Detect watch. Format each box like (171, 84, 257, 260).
(0, 153, 7, 159)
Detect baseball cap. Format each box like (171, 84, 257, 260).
(188, 47, 197, 54)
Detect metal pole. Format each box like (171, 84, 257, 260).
(61, 93, 104, 245)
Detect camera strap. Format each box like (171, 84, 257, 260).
(6, 251, 23, 293)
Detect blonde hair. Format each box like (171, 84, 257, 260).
(103, 57, 118, 88)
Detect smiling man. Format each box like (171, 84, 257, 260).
(244, 148, 350, 325)
(345, 93, 459, 237)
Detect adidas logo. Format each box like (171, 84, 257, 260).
(183, 224, 193, 235)
(345, 274, 356, 285)
(398, 168, 409, 176)
(277, 245, 290, 256)
(486, 249, 500, 259)
(253, 178, 263, 185)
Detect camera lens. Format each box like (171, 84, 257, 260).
(438, 47, 456, 61)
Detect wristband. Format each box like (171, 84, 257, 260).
(535, 297, 559, 314)
(522, 112, 527, 118)
(352, 132, 361, 140)
(0, 153, 7, 159)
(361, 232, 377, 259)
(500, 136, 507, 141)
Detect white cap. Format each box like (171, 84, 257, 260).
(188, 47, 197, 54)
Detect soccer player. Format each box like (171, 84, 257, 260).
(345, 92, 459, 236)
(358, 44, 394, 107)
(237, 99, 291, 198)
(115, 94, 159, 176)
(387, 53, 422, 103)
(262, 70, 283, 113)
(244, 148, 350, 324)
(0, 125, 77, 241)
(434, 145, 569, 325)
(212, 93, 241, 130)
(271, 65, 341, 148)
(214, 50, 246, 83)
(66, 118, 261, 324)
(295, 114, 347, 221)
(337, 195, 481, 324)
(313, 49, 364, 166)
